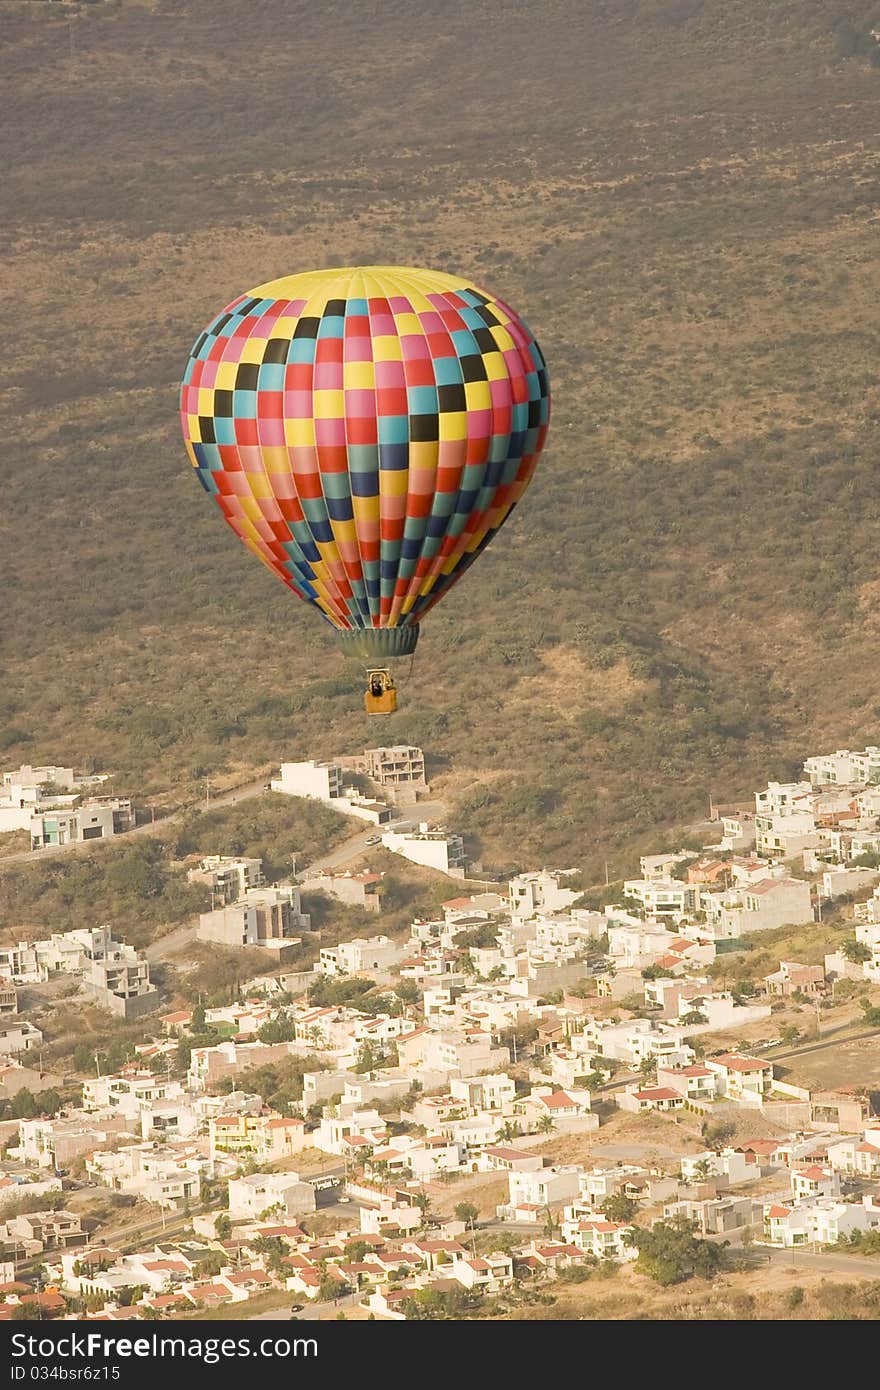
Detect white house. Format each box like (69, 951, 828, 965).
(755, 811, 821, 860)
(804, 746, 880, 788)
(271, 761, 343, 801)
(508, 871, 580, 921)
(622, 880, 699, 922)
(313, 1106, 387, 1156)
(301, 871, 384, 914)
(449, 1073, 517, 1113)
(680, 1149, 753, 1187)
(826, 1127, 880, 1178)
(755, 781, 812, 816)
(0, 764, 108, 833)
(318, 935, 406, 977)
(764, 1195, 880, 1247)
(580, 1017, 694, 1070)
(30, 797, 134, 850)
(381, 824, 468, 877)
(227, 1172, 317, 1221)
(616, 1085, 684, 1114)
(717, 813, 756, 852)
(656, 1063, 719, 1103)
(498, 1165, 584, 1219)
(86, 1144, 204, 1209)
(790, 1165, 841, 1203)
(605, 917, 674, 968)
(560, 1217, 636, 1261)
(0, 1020, 42, 1055)
(704, 1052, 773, 1103)
(449, 1251, 513, 1291)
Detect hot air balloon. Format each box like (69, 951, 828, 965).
(180, 266, 550, 712)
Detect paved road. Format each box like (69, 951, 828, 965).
(298, 799, 448, 879)
(762, 1245, 880, 1276)
(767, 1026, 880, 1066)
(145, 921, 203, 964)
(248, 1290, 363, 1321)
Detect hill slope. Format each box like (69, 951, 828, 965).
(2, 0, 879, 873)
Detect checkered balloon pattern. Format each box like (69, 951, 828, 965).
(180, 266, 550, 638)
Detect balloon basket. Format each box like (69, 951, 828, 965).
(364, 668, 397, 715)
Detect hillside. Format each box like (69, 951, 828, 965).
(2, 0, 879, 877)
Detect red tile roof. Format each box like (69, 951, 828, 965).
(712, 1053, 769, 1072)
(539, 1091, 580, 1110)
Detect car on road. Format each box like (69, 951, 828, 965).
(365, 835, 381, 845)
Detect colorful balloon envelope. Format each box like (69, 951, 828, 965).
(180, 265, 550, 671)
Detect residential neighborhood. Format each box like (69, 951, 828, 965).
(0, 740, 879, 1323)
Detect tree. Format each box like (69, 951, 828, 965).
(402, 1287, 480, 1320)
(105, 843, 166, 899)
(354, 1040, 384, 1073)
(779, 1024, 801, 1046)
(258, 1011, 295, 1044)
(623, 1216, 727, 1285)
(637, 1054, 657, 1083)
(859, 997, 880, 1026)
(253, 1236, 287, 1275)
(851, 851, 880, 869)
(344, 1239, 371, 1262)
(702, 1120, 735, 1153)
(454, 1202, 479, 1227)
(498, 1022, 539, 1057)
(693, 1158, 712, 1182)
(214, 1213, 232, 1240)
(843, 940, 871, 964)
(537, 1113, 555, 1134)
(600, 1193, 636, 1223)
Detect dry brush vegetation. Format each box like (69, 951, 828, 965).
(2, 0, 879, 877)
